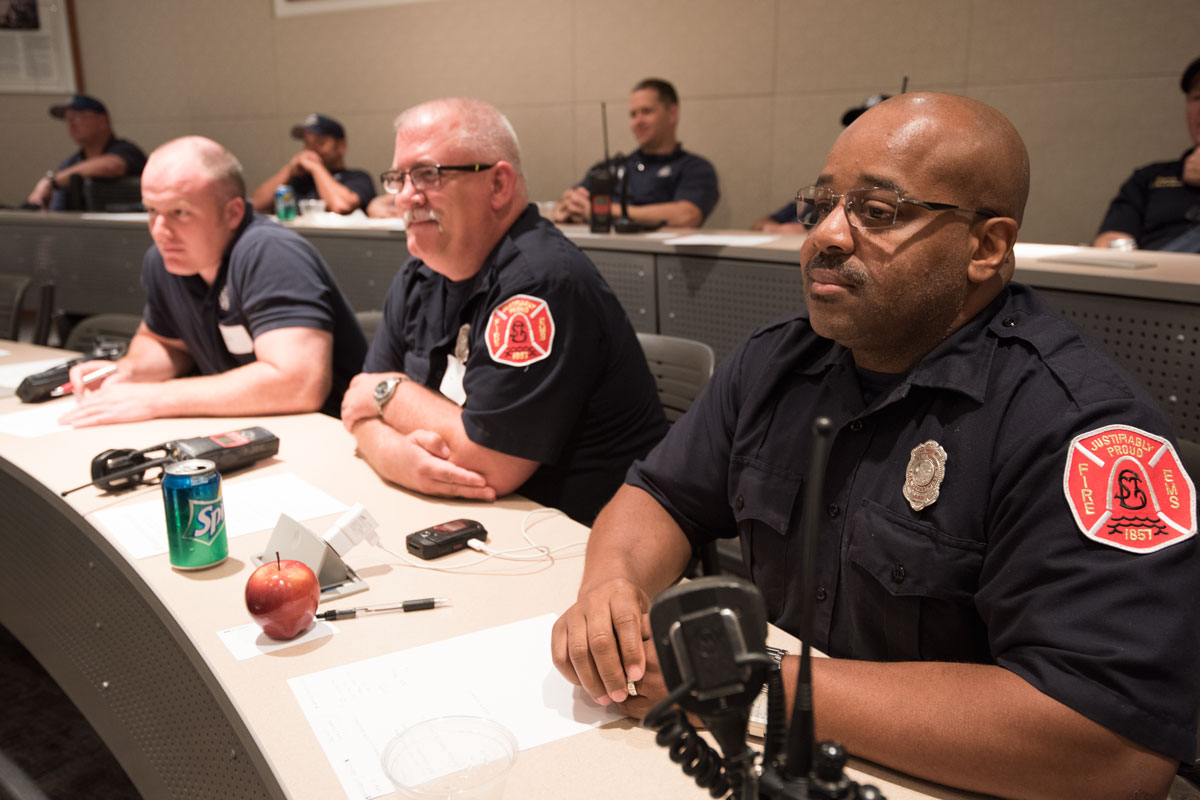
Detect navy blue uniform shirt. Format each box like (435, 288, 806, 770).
(580, 146, 719, 223)
(288, 167, 376, 212)
(142, 205, 367, 418)
(50, 136, 147, 211)
(1099, 148, 1200, 250)
(366, 204, 667, 524)
(628, 283, 1200, 762)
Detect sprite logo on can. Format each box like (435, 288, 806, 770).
(186, 497, 226, 546)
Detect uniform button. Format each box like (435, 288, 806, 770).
(1002, 317, 1017, 328)
(734, 495, 744, 511)
(826, 504, 840, 519)
(890, 563, 906, 583)
(849, 420, 863, 432)
(815, 586, 827, 601)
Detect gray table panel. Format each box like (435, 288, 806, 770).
(295, 231, 408, 313)
(581, 248, 657, 333)
(0, 459, 282, 799)
(1037, 287, 1199, 443)
(656, 255, 805, 363)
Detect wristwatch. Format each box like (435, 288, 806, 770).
(44, 170, 57, 187)
(372, 375, 406, 415)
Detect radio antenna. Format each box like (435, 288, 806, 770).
(600, 101, 611, 164)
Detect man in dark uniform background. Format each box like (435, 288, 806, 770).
(340, 97, 666, 525)
(553, 93, 1198, 798)
(1094, 55, 1200, 251)
(251, 113, 376, 215)
(62, 135, 366, 426)
(551, 78, 719, 228)
(27, 94, 147, 211)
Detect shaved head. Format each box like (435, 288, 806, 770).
(846, 93, 1030, 225)
(145, 136, 246, 202)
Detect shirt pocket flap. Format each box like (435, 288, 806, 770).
(847, 499, 983, 602)
(729, 457, 803, 535)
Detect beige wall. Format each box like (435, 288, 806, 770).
(1, 0, 1197, 244)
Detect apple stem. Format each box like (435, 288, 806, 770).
(275, 551, 281, 570)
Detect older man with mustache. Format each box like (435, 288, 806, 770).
(340, 98, 666, 525)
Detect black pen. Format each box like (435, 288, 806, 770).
(315, 597, 451, 621)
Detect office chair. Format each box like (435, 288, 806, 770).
(355, 310, 384, 345)
(83, 176, 143, 212)
(636, 332, 715, 423)
(62, 313, 142, 353)
(0, 275, 31, 341)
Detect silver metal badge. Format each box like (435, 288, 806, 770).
(218, 286, 230, 311)
(454, 323, 471, 363)
(903, 440, 947, 511)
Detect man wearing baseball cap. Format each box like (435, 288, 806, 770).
(27, 93, 147, 210)
(1094, 56, 1200, 251)
(250, 113, 375, 215)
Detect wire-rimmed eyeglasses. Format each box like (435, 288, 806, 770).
(795, 185, 998, 229)
(380, 163, 496, 194)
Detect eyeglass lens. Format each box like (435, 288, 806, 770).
(796, 187, 901, 229)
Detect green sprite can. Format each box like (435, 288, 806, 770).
(162, 459, 228, 570)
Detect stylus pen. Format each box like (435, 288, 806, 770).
(50, 363, 119, 397)
(315, 598, 451, 621)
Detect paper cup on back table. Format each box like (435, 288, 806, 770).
(381, 716, 518, 799)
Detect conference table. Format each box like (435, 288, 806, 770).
(0, 343, 988, 799)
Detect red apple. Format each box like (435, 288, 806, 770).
(245, 554, 320, 640)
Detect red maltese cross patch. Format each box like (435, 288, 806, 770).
(485, 294, 555, 367)
(1064, 425, 1196, 554)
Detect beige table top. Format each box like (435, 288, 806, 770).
(0, 342, 984, 800)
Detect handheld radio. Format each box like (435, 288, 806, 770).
(62, 426, 281, 496)
(587, 102, 616, 233)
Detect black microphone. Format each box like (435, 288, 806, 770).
(613, 154, 666, 234)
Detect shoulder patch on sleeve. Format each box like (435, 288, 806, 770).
(485, 294, 555, 367)
(1063, 425, 1196, 554)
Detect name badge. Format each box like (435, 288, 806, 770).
(218, 323, 254, 355)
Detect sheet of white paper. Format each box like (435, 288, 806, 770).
(665, 233, 779, 247)
(0, 357, 72, 390)
(288, 613, 617, 800)
(92, 473, 348, 559)
(0, 401, 74, 437)
(217, 620, 338, 660)
(0, 348, 10, 356)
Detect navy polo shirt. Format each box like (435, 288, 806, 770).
(628, 283, 1200, 762)
(1098, 148, 1200, 250)
(141, 205, 367, 417)
(580, 145, 719, 223)
(50, 136, 147, 211)
(288, 167, 376, 212)
(366, 204, 667, 524)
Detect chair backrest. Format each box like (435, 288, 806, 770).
(0, 274, 31, 341)
(356, 310, 384, 345)
(63, 313, 142, 353)
(636, 333, 715, 423)
(83, 176, 143, 212)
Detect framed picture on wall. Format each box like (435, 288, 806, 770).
(0, 0, 77, 94)
(274, 0, 439, 17)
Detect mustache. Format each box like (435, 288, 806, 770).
(804, 252, 868, 287)
(403, 207, 442, 227)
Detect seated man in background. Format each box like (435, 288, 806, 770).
(27, 94, 147, 210)
(62, 136, 367, 427)
(551, 78, 719, 228)
(553, 93, 1198, 798)
(251, 114, 375, 215)
(341, 98, 667, 524)
(1094, 55, 1200, 251)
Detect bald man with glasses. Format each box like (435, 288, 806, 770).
(553, 93, 1198, 798)
(340, 98, 666, 525)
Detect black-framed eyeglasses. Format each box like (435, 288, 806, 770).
(795, 185, 998, 230)
(380, 163, 496, 194)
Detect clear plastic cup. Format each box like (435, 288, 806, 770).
(299, 198, 326, 216)
(381, 716, 518, 800)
